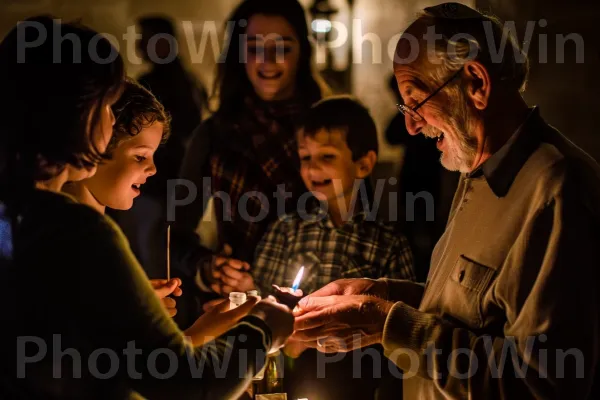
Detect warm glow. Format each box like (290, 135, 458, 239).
(292, 266, 305, 291)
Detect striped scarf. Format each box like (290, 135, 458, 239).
(208, 95, 309, 262)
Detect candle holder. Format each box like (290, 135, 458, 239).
(271, 285, 304, 309)
(271, 265, 305, 308)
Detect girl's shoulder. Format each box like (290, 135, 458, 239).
(22, 190, 119, 241)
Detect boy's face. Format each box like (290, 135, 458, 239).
(85, 122, 163, 210)
(298, 128, 374, 205)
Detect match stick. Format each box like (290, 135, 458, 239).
(167, 224, 171, 281)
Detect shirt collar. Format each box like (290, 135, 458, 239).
(301, 198, 371, 227)
(467, 107, 543, 197)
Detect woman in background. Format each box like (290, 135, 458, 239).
(0, 16, 292, 399)
(173, 0, 329, 309)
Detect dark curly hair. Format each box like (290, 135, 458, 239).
(106, 78, 171, 158)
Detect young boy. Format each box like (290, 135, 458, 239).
(64, 78, 170, 215)
(216, 95, 415, 296)
(63, 78, 182, 314)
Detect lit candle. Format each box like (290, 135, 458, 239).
(291, 266, 304, 292)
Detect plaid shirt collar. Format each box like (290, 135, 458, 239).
(292, 199, 371, 229)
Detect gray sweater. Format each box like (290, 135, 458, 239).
(381, 108, 600, 399)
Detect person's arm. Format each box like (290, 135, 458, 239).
(382, 165, 600, 399)
(72, 215, 276, 400)
(377, 279, 425, 308)
(252, 218, 290, 296)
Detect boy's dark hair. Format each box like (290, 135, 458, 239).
(106, 78, 171, 158)
(302, 95, 379, 161)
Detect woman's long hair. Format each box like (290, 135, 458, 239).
(211, 0, 328, 122)
(0, 16, 125, 201)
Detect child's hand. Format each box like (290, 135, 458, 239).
(211, 263, 255, 295)
(150, 278, 182, 317)
(203, 244, 253, 295)
(185, 297, 259, 346)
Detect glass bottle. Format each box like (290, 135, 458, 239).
(254, 350, 285, 398)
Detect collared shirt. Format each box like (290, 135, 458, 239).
(466, 107, 538, 197)
(381, 107, 600, 399)
(252, 205, 415, 295)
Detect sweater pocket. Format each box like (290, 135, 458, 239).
(439, 255, 496, 329)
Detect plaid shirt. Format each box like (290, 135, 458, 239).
(252, 206, 415, 295)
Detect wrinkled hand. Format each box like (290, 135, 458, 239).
(249, 298, 295, 353)
(150, 278, 183, 317)
(298, 279, 388, 304)
(185, 296, 259, 346)
(292, 295, 394, 353)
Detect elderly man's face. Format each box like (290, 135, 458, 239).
(393, 34, 478, 173)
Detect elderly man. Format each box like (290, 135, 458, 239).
(291, 3, 600, 399)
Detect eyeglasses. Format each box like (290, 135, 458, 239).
(396, 67, 464, 122)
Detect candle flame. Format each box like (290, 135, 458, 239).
(292, 266, 304, 291)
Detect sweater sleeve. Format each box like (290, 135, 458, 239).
(72, 214, 270, 400)
(381, 165, 600, 399)
(377, 278, 425, 308)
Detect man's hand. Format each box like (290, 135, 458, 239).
(185, 297, 259, 346)
(292, 295, 394, 353)
(297, 279, 388, 307)
(150, 278, 183, 317)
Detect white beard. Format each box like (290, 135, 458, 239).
(424, 102, 477, 173)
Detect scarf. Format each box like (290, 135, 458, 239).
(208, 94, 310, 261)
